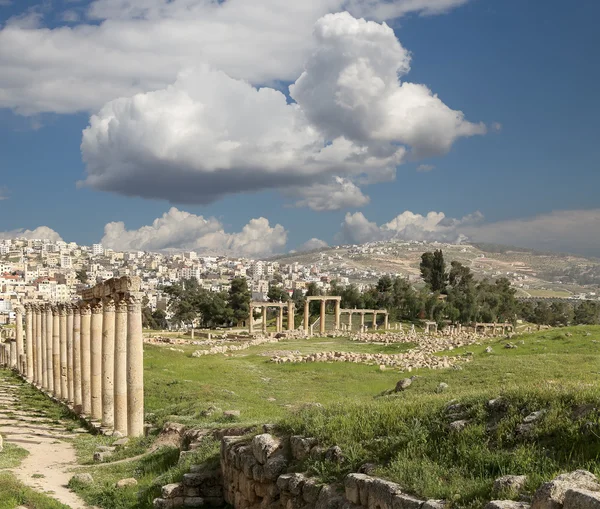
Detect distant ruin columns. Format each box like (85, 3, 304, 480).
(278, 307, 284, 333)
(80, 303, 92, 416)
(384, 313, 389, 330)
(15, 307, 23, 372)
(334, 300, 341, 331)
(319, 300, 326, 335)
(262, 307, 267, 334)
(66, 306, 74, 403)
(59, 305, 68, 400)
(360, 312, 365, 330)
(101, 298, 116, 428)
(45, 305, 53, 393)
(73, 306, 82, 412)
(90, 300, 103, 421)
(114, 298, 128, 436)
(248, 305, 254, 334)
(304, 302, 310, 334)
(25, 304, 34, 380)
(287, 301, 294, 331)
(126, 293, 144, 437)
(348, 312, 353, 331)
(35, 305, 42, 386)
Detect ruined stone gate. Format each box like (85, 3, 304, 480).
(0, 276, 144, 437)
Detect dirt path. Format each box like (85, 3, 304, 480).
(0, 375, 90, 509)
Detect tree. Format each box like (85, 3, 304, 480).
(420, 250, 447, 293)
(267, 283, 288, 303)
(228, 277, 251, 325)
(76, 269, 88, 284)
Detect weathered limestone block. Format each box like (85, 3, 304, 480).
(345, 474, 373, 506)
(422, 500, 446, 509)
(532, 471, 600, 509)
(391, 493, 424, 509)
(287, 473, 307, 496)
(563, 489, 600, 509)
(494, 476, 528, 495)
(252, 434, 283, 465)
(290, 436, 318, 461)
(116, 478, 138, 488)
(303, 478, 323, 504)
(369, 478, 404, 509)
(183, 497, 205, 508)
(315, 484, 346, 509)
(185, 487, 200, 498)
(485, 502, 531, 509)
(154, 499, 174, 509)
(163, 484, 184, 499)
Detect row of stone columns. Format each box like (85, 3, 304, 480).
(1, 277, 144, 438)
(249, 301, 295, 334)
(342, 310, 389, 332)
(303, 297, 342, 336)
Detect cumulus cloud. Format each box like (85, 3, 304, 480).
(336, 210, 482, 244)
(0, 226, 63, 242)
(0, 0, 473, 115)
(291, 177, 370, 211)
(101, 207, 287, 257)
(463, 209, 600, 257)
(296, 238, 330, 252)
(81, 12, 484, 208)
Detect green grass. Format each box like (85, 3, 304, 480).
(0, 442, 29, 469)
(0, 472, 70, 509)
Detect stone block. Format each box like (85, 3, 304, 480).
(391, 493, 424, 509)
(533, 471, 600, 509)
(485, 502, 531, 509)
(277, 473, 295, 491)
(303, 478, 322, 504)
(163, 483, 184, 499)
(370, 478, 403, 509)
(563, 489, 600, 509)
(154, 498, 173, 509)
(345, 473, 370, 505)
(185, 487, 200, 498)
(252, 434, 283, 465)
(116, 478, 138, 489)
(288, 473, 307, 496)
(183, 497, 205, 508)
(494, 476, 528, 495)
(171, 497, 185, 508)
(290, 436, 318, 461)
(422, 501, 446, 509)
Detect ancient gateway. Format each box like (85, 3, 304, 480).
(0, 277, 144, 437)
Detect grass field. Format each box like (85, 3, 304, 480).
(5, 326, 600, 509)
(525, 289, 573, 298)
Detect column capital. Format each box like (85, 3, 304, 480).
(125, 292, 143, 312)
(91, 300, 103, 314)
(71, 303, 80, 315)
(102, 297, 116, 312)
(57, 304, 67, 316)
(79, 302, 92, 316)
(115, 297, 128, 313)
(24, 303, 32, 312)
(15, 305, 23, 315)
(65, 304, 74, 316)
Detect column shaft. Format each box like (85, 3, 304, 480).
(90, 301, 103, 420)
(334, 300, 340, 331)
(127, 295, 144, 437)
(66, 307, 74, 403)
(304, 302, 310, 334)
(262, 307, 267, 334)
(248, 306, 253, 334)
(80, 305, 92, 415)
(35, 307, 42, 386)
(278, 307, 283, 333)
(53, 307, 61, 398)
(60, 306, 68, 400)
(287, 301, 294, 331)
(45, 306, 53, 393)
(25, 305, 34, 380)
(101, 299, 116, 428)
(15, 308, 23, 372)
(348, 313, 353, 331)
(9, 341, 16, 369)
(319, 300, 326, 335)
(114, 299, 128, 436)
(73, 307, 82, 411)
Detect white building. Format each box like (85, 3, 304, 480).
(92, 244, 104, 256)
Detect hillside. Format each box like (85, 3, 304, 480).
(274, 240, 600, 298)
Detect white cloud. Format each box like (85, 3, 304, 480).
(291, 177, 370, 211)
(101, 207, 287, 257)
(417, 164, 435, 172)
(0, 187, 8, 200)
(463, 209, 600, 257)
(297, 238, 330, 252)
(336, 210, 482, 244)
(0, 226, 63, 242)
(0, 0, 474, 116)
(81, 12, 483, 208)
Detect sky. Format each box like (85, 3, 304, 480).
(0, 0, 599, 257)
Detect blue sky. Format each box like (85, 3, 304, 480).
(0, 0, 599, 256)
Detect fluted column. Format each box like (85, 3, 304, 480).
(45, 305, 53, 393)
(25, 304, 34, 380)
(101, 298, 116, 428)
(90, 300, 103, 421)
(80, 303, 92, 416)
(66, 306, 74, 404)
(334, 300, 340, 331)
(35, 305, 42, 386)
(126, 294, 144, 437)
(319, 300, 326, 335)
(73, 306, 82, 412)
(15, 307, 23, 372)
(304, 301, 310, 334)
(248, 305, 253, 334)
(287, 301, 294, 331)
(114, 298, 128, 436)
(59, 305, 68, 399)
(53, 306, 61, 398)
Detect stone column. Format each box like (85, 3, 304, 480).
(53, 306, 61, 399)
(248, 305, 254, 334)
(101, 298, 116, 428)
(373, 311, 377, 330)
(360, 312, 365, 330)
(80, 303, 92, 416)
(319, 299, 326, 335)
(90, 300, 103, 421)
(25, 304, 34, 380)
(126, 294, 144, 437)
(348, 312, 353, 332)
(262, 307, 267, 334)
(9, 340, 16, 369)
(59, 305, 68, 400)
(278, 307, 284, 333)
(334, 300, 340, 331)
(287, 301, 294, 331)
(66, 306, 74, 404)
(114, 298, 128, 436)
(15, 307, 23, 372)
(384, 313, 389, 330)
(45, 305, 53, 393)
(304, 301, 310, 334)
(35, 305, 42, 386)
(73, 306, 82, 412)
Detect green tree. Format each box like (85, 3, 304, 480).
(228, 277, 251, 325)
(76, 269, 88, 284)
(420, 250, 448, 293)
(267, 283, 288, 303)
